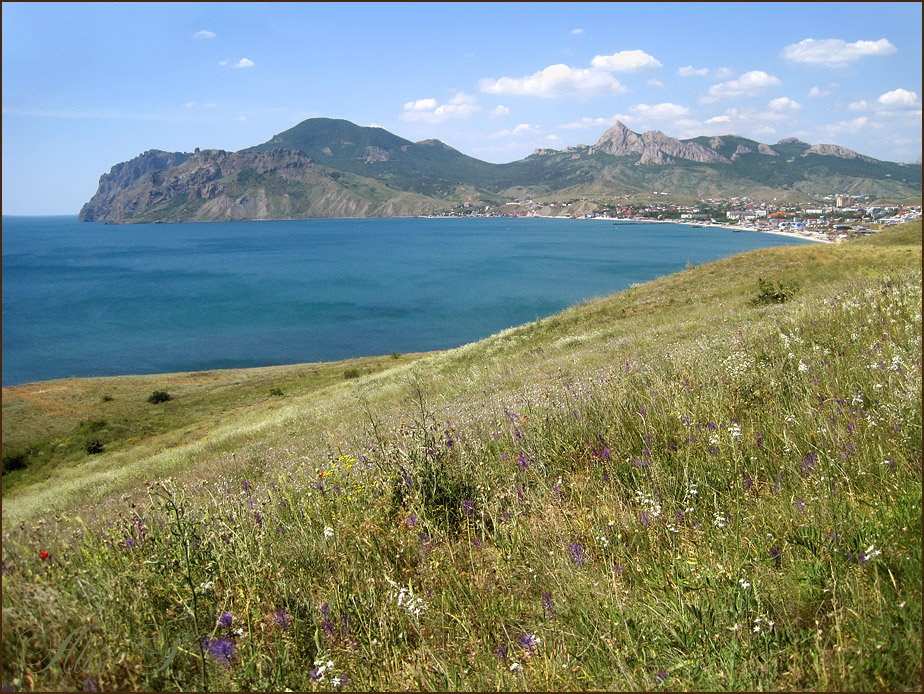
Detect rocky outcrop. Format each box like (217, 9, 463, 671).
(758, 144, 779, 156)
(590, 122, 731, 165)
(804, 143, 873, 161)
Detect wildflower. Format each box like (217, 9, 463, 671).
(517, 632, 541, 656)
(713, 513, 727, 529)
(406, 513, 418, 527)
(461, 499, 474, 517)
(801, 452, 818, 475)
(242, 480, 251, 491)
(770, 545, 782, 569)
(542, 592, 556, 618)
(569, 542, 586, 566)
(1, 561, 12, 576)
(199, 580, 214, 592)
(738, 578, 751, 590)
(202, 636, 235, 667)
(324, 526, 334, 538)
(39, 552, 49, 562)
(640, 510, 651, 527)
(654, 668, 668, 685)
(218, 612, 233, 628)
(321, 602, 330, 617)
(517, 452, 529, 470)
(274, 608, 291, 630)
(495, 644, 509, 664)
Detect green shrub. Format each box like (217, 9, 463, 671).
(343, 369, 360, 380)
(751, 276, 799, 305)
(147, 390, 172, 404)
(268, 387, 284, 397)
(1, 449, 29, 474)
(84, 439, 104, 455)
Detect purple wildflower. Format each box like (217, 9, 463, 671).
(123, 537, 137, 549)
(517, 452, 529, 470)
(407, 513, 418, 527)
(314, 480, 325, 491)
(496, 644, 509, 663)
(795, 498, 806, 514)
(516, 484, 526, 504)
(274, 608, 291, 629)
(1, 561, 12, 576)
(321, 602, 330, 617)
(84, 678, 99, 692)
(517, 632, 540, 656)
(633, 457, 651, 468)
(418, 532, 430, 544)
(322, 618, 336, 638)
(640, 510, 651, 527)
(542, 592, 556, 618)
(404, 476, 413, 489)
(743, 476, 753, 491)
(462, 499, 474, 517)
(218, 612, 233, 628)
(202, 636, 235, 667)
(638, 406, 647, 416)
(770, 545, 782, 569)
(801, 452, 818, 476)
(242, 480, 251, 491)
(613, 564, 623, 577)
(756, 431, 763, 450)
(569, 542, 586, 566)
(654, 668, 669, 685)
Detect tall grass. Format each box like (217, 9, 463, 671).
(2, 226, 920, 691)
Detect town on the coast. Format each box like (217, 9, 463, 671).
(441, 194, 922, 243)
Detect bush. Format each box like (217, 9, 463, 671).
(343, 369, 360, 380)
(268, 387, 284, 397)
(2, 450, 29, 474)
(147, 390, 172, 404)
(85, 439, 104, 455)
(751, 276, 799, 305)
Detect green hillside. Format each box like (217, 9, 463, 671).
(2, 223, 921, 691)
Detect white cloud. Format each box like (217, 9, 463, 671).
(233, 58, 255, 68)
(184, 101, 196, 108)
(480, 64, 627, 99)
(560, 114, 633, 130)
(781, 38, 897, 67)
(570, 28, 584, 35)
(404, 98, 439, 112)
(218, 60, 229, 66)
(821, 116, 872, 136)
(631, 102, 690, 120)
(490, 105, 510, 118)
(678, 65, 709, 78)
(704, 71, 781, 101)
(647, 78, 665, 88)
(491, 123, 541, 138)
(400, 92, 481, 123)
(677, 66, 733, 79)
(193, 30, 216, 39)
(878, 88, 920, 108)
(590, 49, 662, 73)
(808, 86, 830, 98)
(768, 97, 802, 111)
(849, 100, 869, 111)
(705, 115, 732, 125)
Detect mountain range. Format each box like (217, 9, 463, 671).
(78, 118, 922, 223)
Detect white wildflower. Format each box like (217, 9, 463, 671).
(324, 526, 334, 538)
(738, 578, 751, 590)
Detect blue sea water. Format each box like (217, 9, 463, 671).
(1, 215, 814, 386)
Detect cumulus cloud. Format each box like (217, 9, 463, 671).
(193, 30, 216, 39)
(808, 85, 831, 98)
(491, 123, 541, 138)
(233, 58, 255, 68)
(560, 114, 633, 130)
(768, 97, 802, 111)
(849, 99, 869, 111)
(570, 28, 584, 35)
(877, 88, 920, 108)
(703, 71, 781, 101)
(480, 64, 627, 99)
(781, 38, 897, 67)
(631, 102, 690, 119)
(590, 49, 662, 72)
(677, 65, 733, 79)
(490, 105, 510, 118)
(400, 92, 481, 123)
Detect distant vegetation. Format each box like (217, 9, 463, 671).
(1, 222, 920, 691)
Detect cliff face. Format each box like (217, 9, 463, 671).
(79, 147, 448, 223)
(589, 122, 731, 165)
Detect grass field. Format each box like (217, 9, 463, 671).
(2, 222, 920, 691)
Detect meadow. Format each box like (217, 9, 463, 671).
(2, 223, 921, 691)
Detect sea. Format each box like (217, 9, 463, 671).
(1, 215, 815, 386)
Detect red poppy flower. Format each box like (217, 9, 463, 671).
(39, 552, 49, 562)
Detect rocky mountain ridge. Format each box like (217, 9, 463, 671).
(79, 118, 922, 223)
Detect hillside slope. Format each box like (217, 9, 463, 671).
(79, 119, 922, 223)
(2, 223, 920, 691)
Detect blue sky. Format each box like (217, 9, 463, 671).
(2, 1, 921, 215)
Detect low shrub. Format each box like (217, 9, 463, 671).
(147, 390, 172, 404)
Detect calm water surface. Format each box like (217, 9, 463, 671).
(2, 216, 813, 385)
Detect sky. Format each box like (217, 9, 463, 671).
(2, 2, 921, 215)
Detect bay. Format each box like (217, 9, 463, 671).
(1, 215, 814, 386)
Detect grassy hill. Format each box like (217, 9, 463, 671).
(1, 223, 920, 691)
